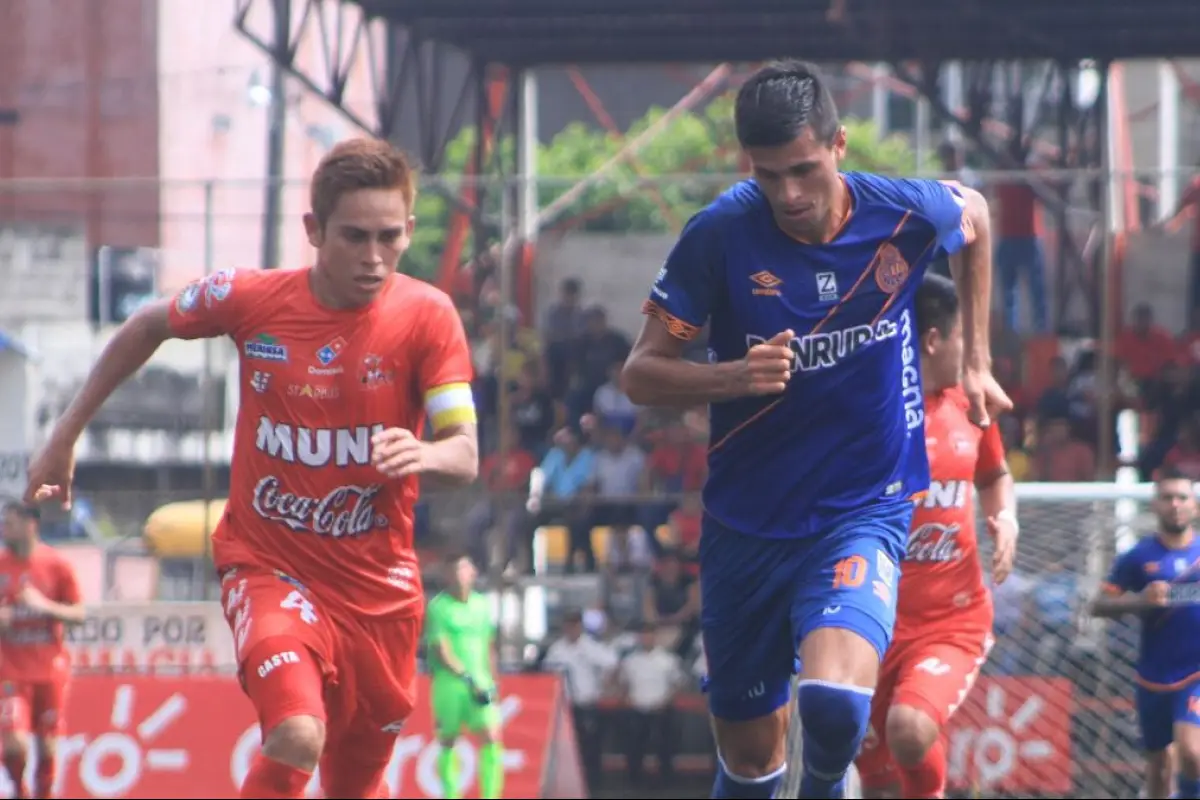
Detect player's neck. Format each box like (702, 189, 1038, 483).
(1158, 528, 1195, 549)
(307, 265, 368, 311)
(451, 587, 471, 602)
(7, 540, 35, 560)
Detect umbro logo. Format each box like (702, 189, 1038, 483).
(750, 270, 783, 297)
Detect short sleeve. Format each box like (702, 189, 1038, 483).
(893, 179, 970, 259)
(168, 269, 248, 340)
(57, 561, 82, 605)
(974, 423, 1007, 481)
(1104, 551, 1145, 595)
(642, 209, 723, 341)
(416, 291, 474, 392)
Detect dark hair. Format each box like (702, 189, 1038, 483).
(1156, 465, 1193, 485)
(0, 500, 38, 522)
(443, 550, 471, 567)
(914, 274, 959, 337)
(735, 61, 840, 148)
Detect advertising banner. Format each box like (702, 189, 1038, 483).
(0, 673, 565, 799)
(65, 602, 235, 674)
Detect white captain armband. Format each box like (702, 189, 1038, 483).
(424, 382, 477, 433)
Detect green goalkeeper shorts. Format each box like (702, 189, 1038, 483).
(430, 674, 501, 739)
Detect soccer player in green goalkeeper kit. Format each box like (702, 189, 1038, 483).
(425, 553, 504, 799)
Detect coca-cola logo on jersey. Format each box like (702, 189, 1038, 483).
(251, 477, 388, 537)
(907, 523, 963, 563)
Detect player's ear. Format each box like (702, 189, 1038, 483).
(830, 126, 847, 159)
(921, 327, 940, 356)
(303, 212, 323, 248)
(406, 215, 416, 237)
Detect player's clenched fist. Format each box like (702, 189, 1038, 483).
(743, 329, 795, 395)
(371, 428, 428, 479)
(24, 437, 77, 510)
(1142, 580, 1171, 608)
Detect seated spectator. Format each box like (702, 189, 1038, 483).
(666, 492, 702, 564)
(1033, 416, 1095, 481)
(1140, 360, 1200, 478)
(510, 361, 557, 456)
(464, 424, 536, 571)
(1035, 356, 1071, 421)
(616, 622, 685, 788)
(593, 359, 639, 434)
(583, 425, 649, 575)
(1162, 414, 1200, 480)
(638, 417, 707, 540)
(566, 306, 631, 422)
(523, 426, 595, 571)
(643, 549, 700, 657)
(1116, 303, 1176, 386)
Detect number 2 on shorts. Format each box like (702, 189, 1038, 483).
(832, 555, 867, 589)
(280, 590, 319, 624)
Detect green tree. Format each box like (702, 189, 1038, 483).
(400, 94, 922, 281)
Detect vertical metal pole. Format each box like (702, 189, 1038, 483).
(1096, 62, 1115, 480)
(1158, 61, 1181, 222)
(261, 0, 290, 271)
(200, 181, 217, 600)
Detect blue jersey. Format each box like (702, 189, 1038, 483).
(644, 173, 968, 539)
(1106, 533, 1200, 689)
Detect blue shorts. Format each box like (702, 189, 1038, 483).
(699, 504, 909, 721)
(1136, 681, 1200, 751)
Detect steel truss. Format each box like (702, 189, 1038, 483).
(897, 60, 1109, 332)
(233, 0, 503, 176)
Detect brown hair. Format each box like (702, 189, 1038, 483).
(309, 137, 416, 228)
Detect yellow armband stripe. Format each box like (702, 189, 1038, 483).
(425, 382, 477, 431)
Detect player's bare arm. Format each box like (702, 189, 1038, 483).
(943, 182, 1013, 427)
(976, 464, 1018, 584)
(19, 585, 84, 625)
(1091, 580, 1170, 618)
(25, 300, 176, 508)
(622, 315, 794, 406)
(371, 421, 478, 485)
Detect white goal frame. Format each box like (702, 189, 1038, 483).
(780, 480, 1153, 799)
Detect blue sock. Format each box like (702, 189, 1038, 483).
(711, 758, 786, 798)
(1178, 775, 1200, 798)
(795, 679, 873, 799)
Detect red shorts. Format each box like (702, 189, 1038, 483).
(220, 565, 421, 793)
(857, 628, 993, 790)
(0, 680, 68, 736)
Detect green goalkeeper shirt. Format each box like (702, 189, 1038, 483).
(425, 590, 495, 685)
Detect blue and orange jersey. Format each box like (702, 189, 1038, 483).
(643, 173, 969, 539)
(1104, 532, 1200, 690)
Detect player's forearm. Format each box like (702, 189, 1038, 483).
(978, 472, 1016, 524)
(420, 428, 479, 485)
(949, 190, 994, 370)
(621, 353, 747, 406)
(436, 640, 467, 675)
(54, 303, 173, 444)
(42, 601, 85, 625)
(1090, 593, 1149, 618)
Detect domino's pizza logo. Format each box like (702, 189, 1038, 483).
(316, 337, 347, 366)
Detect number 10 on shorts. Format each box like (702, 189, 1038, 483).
(832, 555, 867, 589)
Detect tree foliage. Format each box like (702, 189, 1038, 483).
(401, 92, 921, 280)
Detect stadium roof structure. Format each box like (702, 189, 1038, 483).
(359, 0, 1200, 65)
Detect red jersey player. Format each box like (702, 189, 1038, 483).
(24, 138, 479, 799)
(0, 501, 84, 800)
(855, 274, 1018, 799)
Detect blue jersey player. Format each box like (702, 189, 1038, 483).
(1091, 467, 1200, 800)
(621, 62, 1010, 800)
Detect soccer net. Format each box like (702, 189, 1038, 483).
(782, 480, 1156, 799)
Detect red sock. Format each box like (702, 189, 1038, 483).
(34, 752, 54, 798)
(240, 754, 312, 799)
(5, 752, 26, 799)
(898, 737, 947, 799)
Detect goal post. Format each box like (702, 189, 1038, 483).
(781, 480, 1160, 799)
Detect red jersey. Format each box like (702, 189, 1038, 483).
(168, 268, 473, 620)
(893, 386, 1005, 639)
(0, 544, 81, 682)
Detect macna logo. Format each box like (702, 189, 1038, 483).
(244, 334, 289, 363)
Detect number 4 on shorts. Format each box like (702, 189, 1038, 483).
(281, 590, 318, 625)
